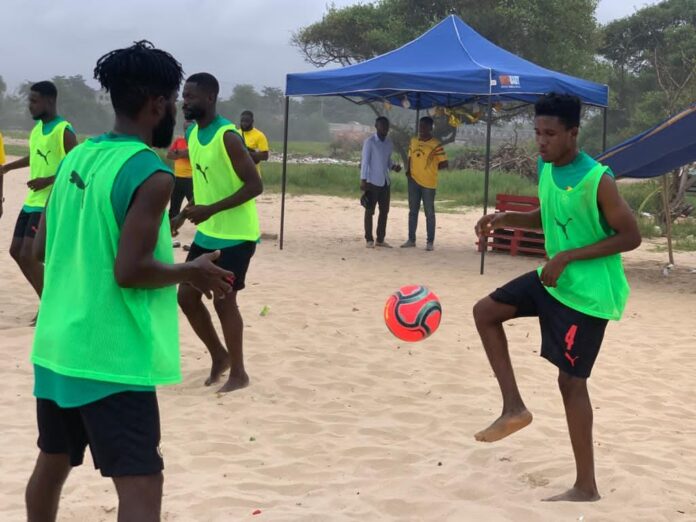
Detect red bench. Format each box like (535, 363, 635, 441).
(477, 194, 546, 257)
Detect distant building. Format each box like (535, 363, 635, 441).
(95, 89, 111, 106)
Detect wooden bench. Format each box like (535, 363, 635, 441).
(477, 194, 546, 257)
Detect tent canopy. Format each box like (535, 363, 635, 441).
(597, 103, 696, 179)
(286, 15, 608, 109)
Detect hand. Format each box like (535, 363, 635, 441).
(475, 212, 506, 237)
(360, 179, 367, 191)
(170, 212, 187, 237)
(540, 252, 571, 287)
(27, 177, 54, 191)
(188, 250, 236, 299)
(185, 204, 214, 225)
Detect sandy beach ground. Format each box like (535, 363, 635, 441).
(1, 160, 695, 521)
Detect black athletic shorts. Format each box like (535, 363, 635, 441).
(186, 241, 256, 291)
(490, 271, 608, 378)
(13, 210, 42, 239)
(36, 391, 163, 477)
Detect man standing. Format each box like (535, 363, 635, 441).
(473, 93, 641, 501)
(167, 120, 193, 248)
(401, 116, 448, 251)
(239, 110, 269, 175)
(0, 130, 5, 221)
(179, 73, 263, 393)
(27, 41, 233, 522)
(0, 81, 77, 300)
(360, 116, 401, 248)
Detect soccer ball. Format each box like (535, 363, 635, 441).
(384, 285, 442, 342)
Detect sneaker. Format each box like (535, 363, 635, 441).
(366, 240, 375, 248)
(400, 240, 416, 248)
(375, 241, 392, 248)
(173, 241, 181, 248)
(425, 242, 434, 251)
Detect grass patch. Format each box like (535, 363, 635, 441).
(269, 141, 331, 157)
(261, 162, 536, 207)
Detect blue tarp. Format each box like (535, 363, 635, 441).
(597, 103, 696, 179)
(286, 15, 608, 108)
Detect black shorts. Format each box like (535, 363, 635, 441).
(13, 210, 42, 239)
(490, 271, 608, 378)
(36, 392, 163, 477)
(186, 241, 256, 291)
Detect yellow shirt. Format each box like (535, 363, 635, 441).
(241, 127, 269, 174)
(0, 132, 5, 164)
(408, 137, 447, 189)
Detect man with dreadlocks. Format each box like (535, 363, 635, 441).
(0, 81, 77, 311)
(26, 41, 234, 521)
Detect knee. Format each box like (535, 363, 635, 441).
(557, 371, 585, 396)
(473, 297, 495, 328)
(177, 285, 200, 313)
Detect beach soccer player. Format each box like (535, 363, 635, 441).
(177, 72, 263, 393)
(0, 81, 77, 304)
(26, 41, 234, 521)
(473, 93, 641, 501)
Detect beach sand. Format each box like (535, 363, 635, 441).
(1, 161, 695, 521)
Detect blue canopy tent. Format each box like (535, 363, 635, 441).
(597, 103, 696, 264)
(281, 15, 609, 272)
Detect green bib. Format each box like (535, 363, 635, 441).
(32, 139, 181, 386)
(537, 162, 629, 320)
(26, 119, 71, 208)
(188, 123, 260, 241)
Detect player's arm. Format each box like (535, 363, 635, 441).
(540, 175, 641, 287)
(475, 208, 542, 237)
(64, 128, 77, 153)
(186, 132, 262, 224)
(0, 155, 30, 176)
(114, 171, 234, 298)
(250, 133, 269, 163)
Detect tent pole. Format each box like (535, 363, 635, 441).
(280, 96, 290, 250)
(479, 102, 493, 275)
(662, 173, 675, 266)
(602, 107, 608, 153)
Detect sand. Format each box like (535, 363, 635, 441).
(1, 160, 695, 521)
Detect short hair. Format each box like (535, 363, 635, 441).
(241, 110, 254, 118)
(420, 116, 434, 126)
(186, 72, 219, 97)
(375, 116, 389, 125)
(30, 81, 57, 99)
(534, 92, 581, 129)
(94, 40, 183, 117)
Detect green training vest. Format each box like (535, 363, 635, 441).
(26, 119, 71, 208)
(537, 162, 630, 320)
(188, 123, 260, 241)
(32, 139, 181, 386)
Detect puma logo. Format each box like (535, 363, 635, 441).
(69, 171, 89, 208)
(564, 352, 580, 367)
(554, 217, 573, 240)
(36, 149, 51, 165)
(195, 163, 210, 183)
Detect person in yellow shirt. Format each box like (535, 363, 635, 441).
(239, 110, 269, 174)
(401, 116, 448, 251)
(0, 131, 5, 221)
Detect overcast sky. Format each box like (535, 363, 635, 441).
(0, 0, 661, 95)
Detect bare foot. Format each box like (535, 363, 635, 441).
(204, 357, 230, 386)
(216, 372, 250, 393)
(542, 487, 600, 502)
(474, 409, 533, 442)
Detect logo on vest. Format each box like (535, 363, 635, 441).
(554, 217, 573, 240)
(36, 149, 51, 165)
(69, 171, 89, 208)
(195, 163, 210, 183)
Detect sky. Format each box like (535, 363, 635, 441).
(0, 0, 661, 96)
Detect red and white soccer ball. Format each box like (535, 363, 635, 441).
(384, 285, 442, 342)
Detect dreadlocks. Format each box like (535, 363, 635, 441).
(94, 40, 183, 117)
